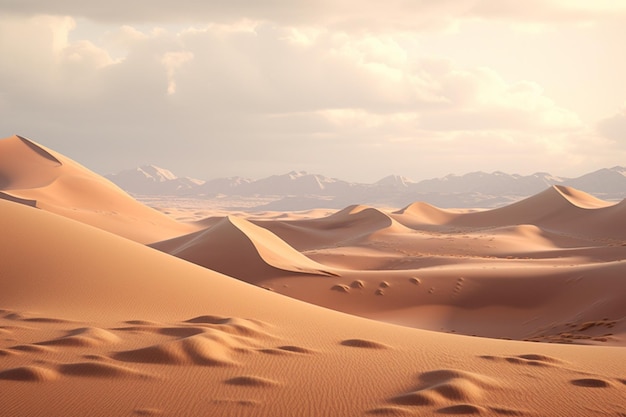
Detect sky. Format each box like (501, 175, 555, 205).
(1, 1, 625, 182)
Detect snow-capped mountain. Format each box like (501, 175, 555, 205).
(105, 166, 625, 209)
(105, 165, 204, 195)
(412, 171, 563, 195)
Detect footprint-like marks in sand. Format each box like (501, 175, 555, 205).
(383, 369, 523, 416)
(453, 277, 464, 297)
(331, 284, 350, 293)
(340, 339, 391, 349)
(350, 280, 365, 289)
(409, 277, 421, 286)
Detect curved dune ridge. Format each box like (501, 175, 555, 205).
(0, 135, 62, 190)
(150, 215, 337, 282)
(1, 138, 626, 416)
(0, 135, 195, 243)
(253, 204, 412, 251)
(0, 196, 626, 416)
(321, 204, 411, 235)
(393, 201, 458, 226)
(445, 185, 626, 237)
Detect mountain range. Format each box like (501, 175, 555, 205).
(105, 165, 626, 210)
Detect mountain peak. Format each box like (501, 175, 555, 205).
(376, 174, 413, 187)
(137, 165, 178, 182)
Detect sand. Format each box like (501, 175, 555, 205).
(0, 135, 625, 416)
(0, 135, 196, 243)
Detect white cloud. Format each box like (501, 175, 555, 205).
(597, 107, 626, 144)
(0, 12, 621, 180)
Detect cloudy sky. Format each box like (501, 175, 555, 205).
(1, 1, 625, 181)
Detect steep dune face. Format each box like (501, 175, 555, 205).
(0, 135, 194, 243)
(151, 215, 337, 282)
(447, 186, 625, 238)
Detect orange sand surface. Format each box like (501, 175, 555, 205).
(1, 135, 625, 416)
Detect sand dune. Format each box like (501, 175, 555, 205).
(1, 139, 625, 416)
(253, 204, 411, 251)
(393, 201, 460, 226)
(231, 189, 626, 347)
(446, 185, 626, 238)
(150, 215, 337, 282)
(0, 135, 195, 243)
(1, 198, 626, 417)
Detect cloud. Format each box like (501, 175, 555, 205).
(0, 14, 615, 180)
(2, 0, 625, 29)
(597, 107, 626, 144)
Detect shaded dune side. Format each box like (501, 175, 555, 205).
(0, 135, 62, 190)
(17, 135, 62, 165)
(0, 135, 194, 243)
(151, 216, 337, 282)
(0, 192, 36, 207)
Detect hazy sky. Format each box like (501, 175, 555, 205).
(1, 1, 625, 181)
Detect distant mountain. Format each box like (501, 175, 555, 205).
(105, 165, 625, 210)
(412, 171, 563, 195)
(376, 174, 414, 189)
(562, 166, 626, 195)
(105, 165, 204, 195)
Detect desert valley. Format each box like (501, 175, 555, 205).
(0, 134, 624, 416)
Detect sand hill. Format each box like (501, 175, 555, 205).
(0, 135, 195, 243)
(150, 215, 337, 281)
(1, 136, 625, 416)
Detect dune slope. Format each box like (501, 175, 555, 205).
(150, 215, 338, 281)
(1, 199, 625, 417)
(0, 135, 194, 243)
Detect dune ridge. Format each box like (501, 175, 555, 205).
(1, 197, 626, 416)
(151, 215, 337, 281)
(0, 135, 195, 243)
(0, 138, 625, 416)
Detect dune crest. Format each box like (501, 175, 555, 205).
(1, 139, 625, 416)
(0, 135, 195, 243)
(151, 215, 337, 282)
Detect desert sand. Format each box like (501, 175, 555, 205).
(1, 134, 625, 417)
